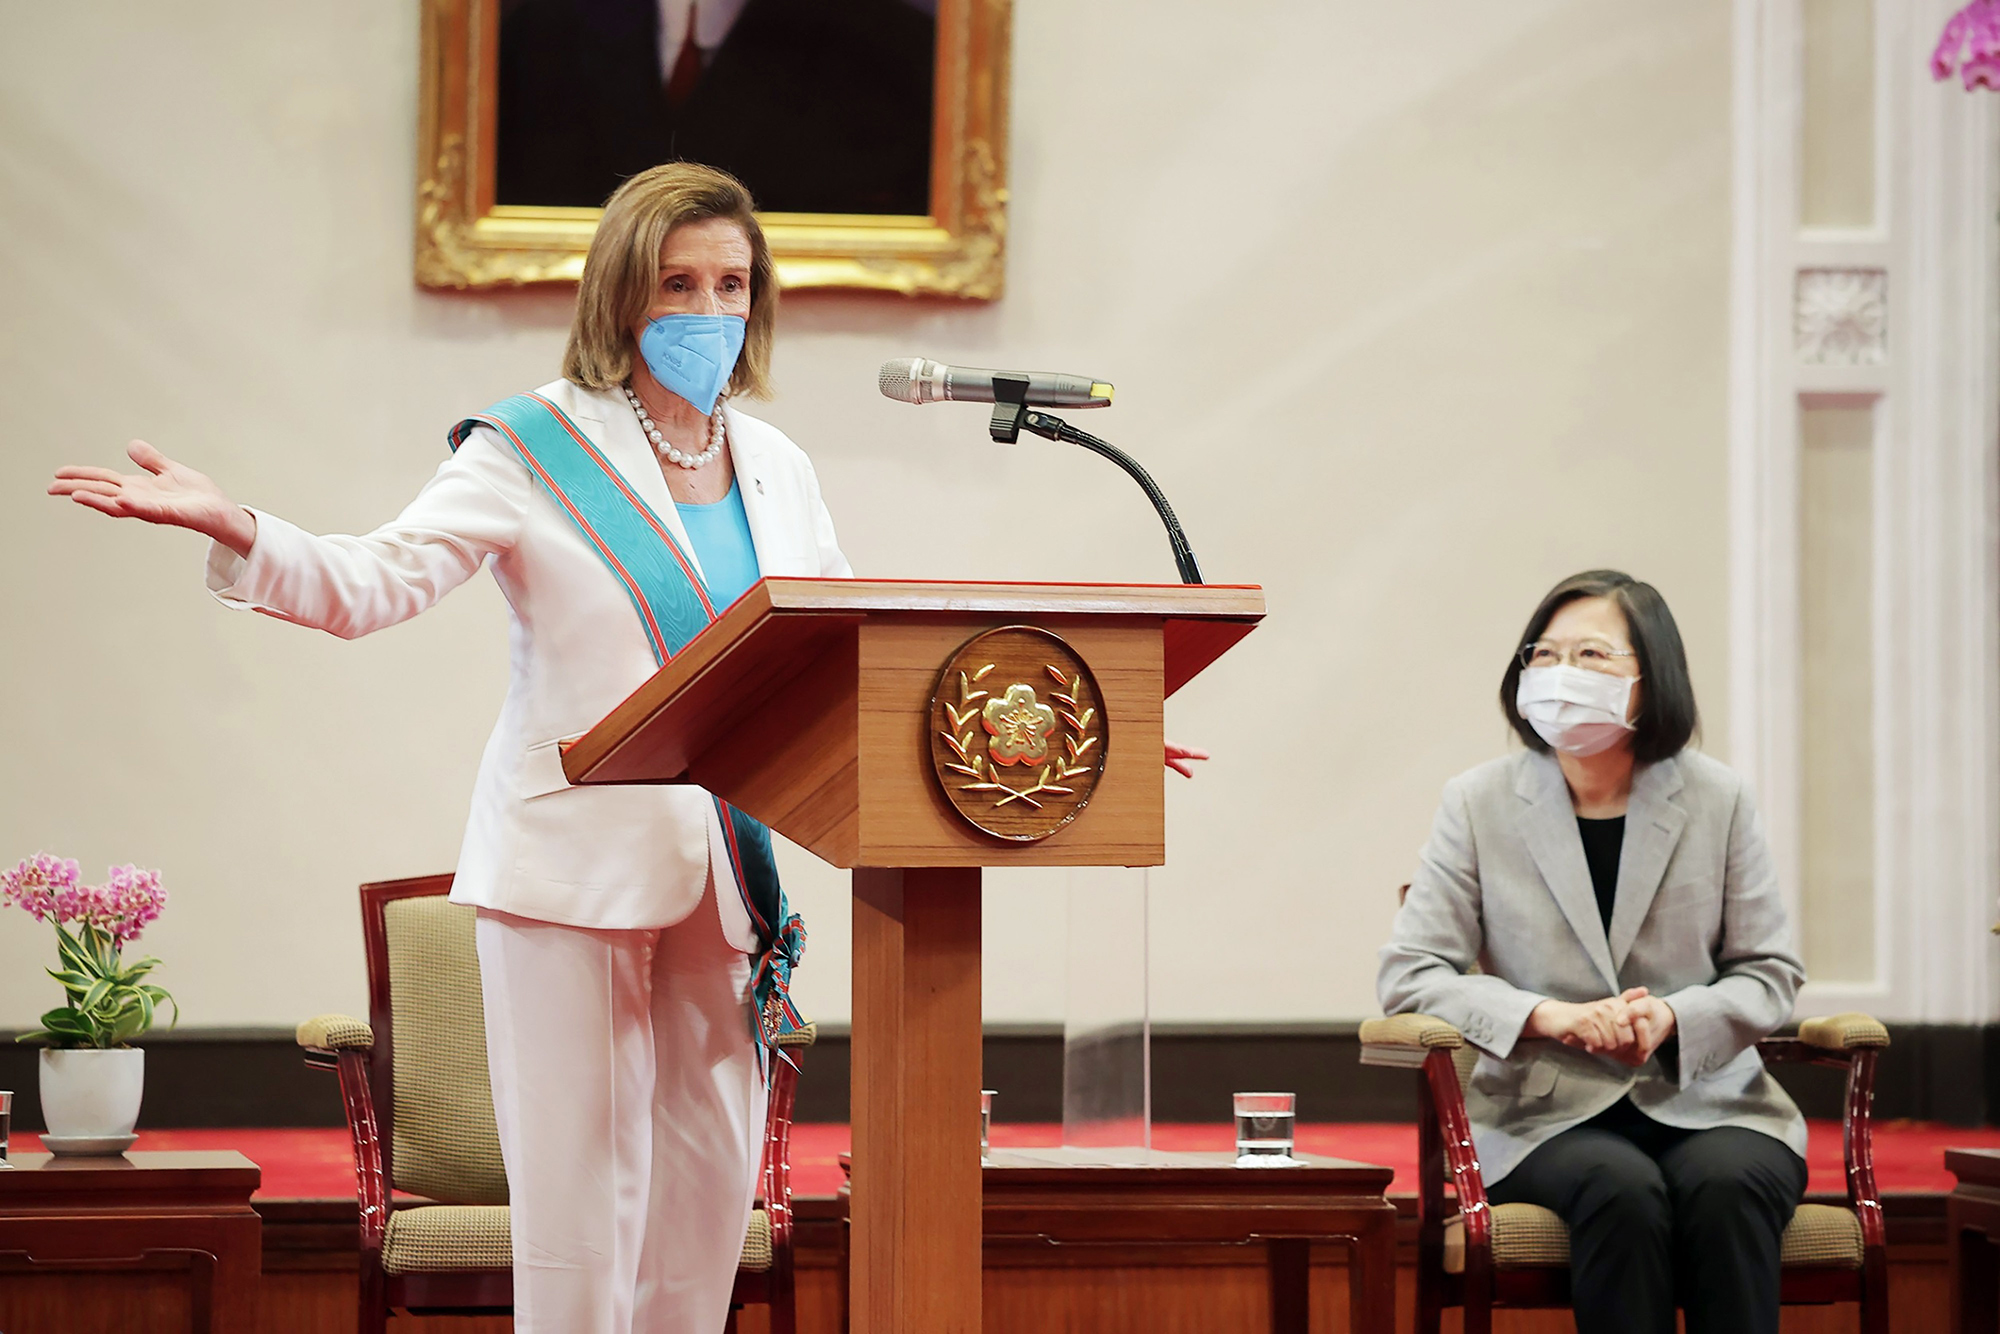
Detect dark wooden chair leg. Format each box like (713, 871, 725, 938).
(771, 1263, 797, 1334)
(1460, 1251, 1494, 1334)
(357, 1259, 387, 1334)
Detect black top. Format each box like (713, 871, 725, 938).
(1576, 815, 1625, 931)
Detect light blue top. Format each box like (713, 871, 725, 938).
(675, 479, 761, 610)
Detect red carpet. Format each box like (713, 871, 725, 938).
(25, 1121, 2000, 1200)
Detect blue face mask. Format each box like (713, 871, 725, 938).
(637, 313, 747, 416)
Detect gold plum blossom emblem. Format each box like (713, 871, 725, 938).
(929, 626, 1109, 841)
(983, 684, 1057, 766)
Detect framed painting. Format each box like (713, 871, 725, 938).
(414, 0, 1011, 298)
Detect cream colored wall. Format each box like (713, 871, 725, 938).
(0, 0, 1733, 1031)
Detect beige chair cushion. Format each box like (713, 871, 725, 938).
(384, 896, 509, 1206)
(1797, 1013, 1891, 1050)
(382, 1204, 776, 1276)
(741, 1208, 774, 1273)
(296, 1013, 374, 1051)
(1443, 1201, 1864, 1273)
(383, 1205, 513, 1275)
(1357, 1014, 1464, 1049)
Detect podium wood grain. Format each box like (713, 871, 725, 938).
(561, 579, 1265, 1334)
(851, 869, 984, 1334)
(561, 578, 1259, 869)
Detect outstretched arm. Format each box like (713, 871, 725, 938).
(52, 429, 532, 640)
(50, 440, 259, 555)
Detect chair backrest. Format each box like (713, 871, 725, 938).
(360, 875, 509, 1206)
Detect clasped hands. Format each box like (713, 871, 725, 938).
(1524, 987, 1676, 1068)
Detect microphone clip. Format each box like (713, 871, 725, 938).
(981, 392, 1207, 585)
(987, 373, 1032, 444)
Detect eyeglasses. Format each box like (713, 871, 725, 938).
(1518, 638, 1639, 673)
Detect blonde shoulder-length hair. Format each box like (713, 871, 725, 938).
(562, 163, 778, 399)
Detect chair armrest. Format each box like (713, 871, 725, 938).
(1769, 1015, 1889, 1260)
(1797, 1012, 1890, 1051)
(296, 1014, 389, 1258)
(1358, 1013, 1464, 1068)
(296, 1013, 375, 1052)
(1363, 1015, 1494, 1278)
(761, 1018, 808, 1288)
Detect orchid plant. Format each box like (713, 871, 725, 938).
(3, 854, 177, 1048)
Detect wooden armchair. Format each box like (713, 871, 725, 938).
(296, 873, 812, 1334)
(1359, 1010, 1890, 1334)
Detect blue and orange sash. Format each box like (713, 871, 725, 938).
(451, 392, 806, 1068)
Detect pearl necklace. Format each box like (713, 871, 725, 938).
(623, 384, 725, 470)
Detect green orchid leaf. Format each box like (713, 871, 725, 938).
(54, 928, 97, 979)
(146, 987, 180, 1029)
(45, 967, 94, 996)
(117, 957, 159, 984)
(38, 1008, 90, 1036)
(79, 977, 115, 1016)
(133, 989, 154, 1033)
(109, 1007, 145, 1045)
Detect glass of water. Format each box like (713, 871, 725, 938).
(980, 1090, 996, 1162)
(1233, 1091, 1297, 1166)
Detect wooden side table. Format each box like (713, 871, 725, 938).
(0, 1150, 262, 1334)
(1950, 1147, 2000, 1334)
(840, 1147, 1397, 1334)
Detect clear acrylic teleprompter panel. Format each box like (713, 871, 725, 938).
(1062, 867, 1150, 1151)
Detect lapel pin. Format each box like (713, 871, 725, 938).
(755, 478, 765, 494)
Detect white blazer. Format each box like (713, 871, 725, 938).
(206, 379, 851, 937)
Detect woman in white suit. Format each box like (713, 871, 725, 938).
(50, 163, 841, 1334)
(1378, 570, 1809, 1334)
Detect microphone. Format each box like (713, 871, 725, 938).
(876, 356, 1204, 585)
(878, 357, 1114, 409)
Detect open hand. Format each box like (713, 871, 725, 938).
(50, 441, 256, 556)
(1165, 740, 1209, 778)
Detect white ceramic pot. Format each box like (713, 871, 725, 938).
(39, 1047, 145, 1139)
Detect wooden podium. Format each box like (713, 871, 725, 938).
(563, 577, 1264, 1333)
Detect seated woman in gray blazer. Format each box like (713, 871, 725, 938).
(1378, 569, 1807, 1334)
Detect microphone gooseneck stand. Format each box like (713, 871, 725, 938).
(987, 376, 1205, 586)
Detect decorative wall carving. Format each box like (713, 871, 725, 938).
(1794, 268, 1889, 366)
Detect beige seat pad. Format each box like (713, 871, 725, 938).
(1442, 1201, 1863, 1273)
(382, 1204, 776, 1276)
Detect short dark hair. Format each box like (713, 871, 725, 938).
(1499, 569, 1699, 763)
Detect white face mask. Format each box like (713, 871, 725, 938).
(1516, 665, 1638, 757)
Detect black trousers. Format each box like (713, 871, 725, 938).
(1486, 1099, 1807, 1334)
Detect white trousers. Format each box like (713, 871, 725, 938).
(476, 871, 766, 1334)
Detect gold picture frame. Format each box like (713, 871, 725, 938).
(414, 0, 1011, 298)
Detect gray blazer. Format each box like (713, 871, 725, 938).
(1377, 748, 1806, 1185)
